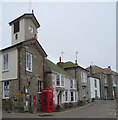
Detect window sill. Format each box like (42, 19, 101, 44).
(56, 86, 64, 88)
(2, 69, 9, 73)
(38, 92, 42, 94)
(26, 69, 32, 72)
(2, 97, 9, 99)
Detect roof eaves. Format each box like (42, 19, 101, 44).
(9, 13, 40, 28)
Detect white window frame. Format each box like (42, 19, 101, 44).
(2, 53, 9, 71)
(3, 81, 9, 99)
(56, 74, 60, 86)
(56, 74, 65, 87)
(26, 52, 32, 72)
(81, 72, 87, 83)
(70, 79, 73, 88)
(61, 75, 64, 87)
(38, 81, 43, 93)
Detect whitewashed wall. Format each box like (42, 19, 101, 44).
(89, 77, 100, 99)
(2, 48, 18, 81)
(52, 73, 78, 105)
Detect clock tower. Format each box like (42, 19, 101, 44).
(9, 11, 40, 45)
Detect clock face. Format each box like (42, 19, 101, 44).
(28, 26, 34, 34)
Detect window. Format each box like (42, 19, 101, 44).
(61, 75, 64, 86)
(75, 92, 77, 101)
(81, 73, 83, 82)
(95, 90, 97, 98)
(2, 53, 8, 71)
(70, 79, 73, 88)
(56, 74, 60, 86)
(71, 92, 74, 101)
(3, 81, 9, 99)
(95, 79, 97, 88)
(38, 81, 43, 93)
(14, 21, 19, 33)
(113, 79, 115, 85)
(74, 80, 77, 88)
(83, 88, 85, 97)
(104, 76, 107, 84)
(26, 52, 32, 72)
(81, 72, 87, 83)
(15, 34, 18, 39)
(65, 91, 68, 101)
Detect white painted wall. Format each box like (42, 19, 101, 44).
(2, 48, 18, 81)
(88, 77, 100, 99)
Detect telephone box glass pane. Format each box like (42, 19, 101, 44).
(43, 93, 47, 110)
(50, 93, 52, 109)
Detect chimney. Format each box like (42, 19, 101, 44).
(59, 57, 61, 62)
(32, 34, 37, 39)
(75, 60, 77, 65)
(32, 10, 34, 14)
(108, 66, 111, 69)
(90, 65, 92, 75)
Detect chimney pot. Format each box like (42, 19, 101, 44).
(75, 60, 77, 65)
(32, 10, 34, 14)
(108, 66, 111, 69)
(59, 57, 61, 62)
(90, 65, 92, 75)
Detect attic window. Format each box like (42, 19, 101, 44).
(14, 21, 19, 33)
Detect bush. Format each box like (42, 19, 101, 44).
(64, 103, 69, 109)
(92, 98, 95, 102)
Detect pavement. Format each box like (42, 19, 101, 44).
(2, 100, 117, 118)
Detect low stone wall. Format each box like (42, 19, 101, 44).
(54, 102, 78, 112)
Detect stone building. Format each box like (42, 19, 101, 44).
(86, 65, 118, 100)
(1, 12, 47, 112)
(57, 61, 89, 105)
(44, 59, 78, 111)
(104, 67, 118, 99)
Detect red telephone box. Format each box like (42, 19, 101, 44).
(42, 88, 53, 112)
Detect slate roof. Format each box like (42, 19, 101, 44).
(61, 61, 78, 68)
(86, 65, 118, 75)
(57, 61, 88, 71)
(45, 59, 73, 78)
(104, 68, 118, 75)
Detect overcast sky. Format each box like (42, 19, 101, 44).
(0, 2, 116, 70)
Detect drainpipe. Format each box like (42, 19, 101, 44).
(18, 48, 21, 91)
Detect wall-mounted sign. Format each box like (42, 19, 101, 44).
(33, 96, 36, 106)
(16, 93, 20, 96)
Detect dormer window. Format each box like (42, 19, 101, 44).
(14, 21, 19, 33)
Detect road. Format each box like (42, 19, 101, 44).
(2, 100, 117, 118)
